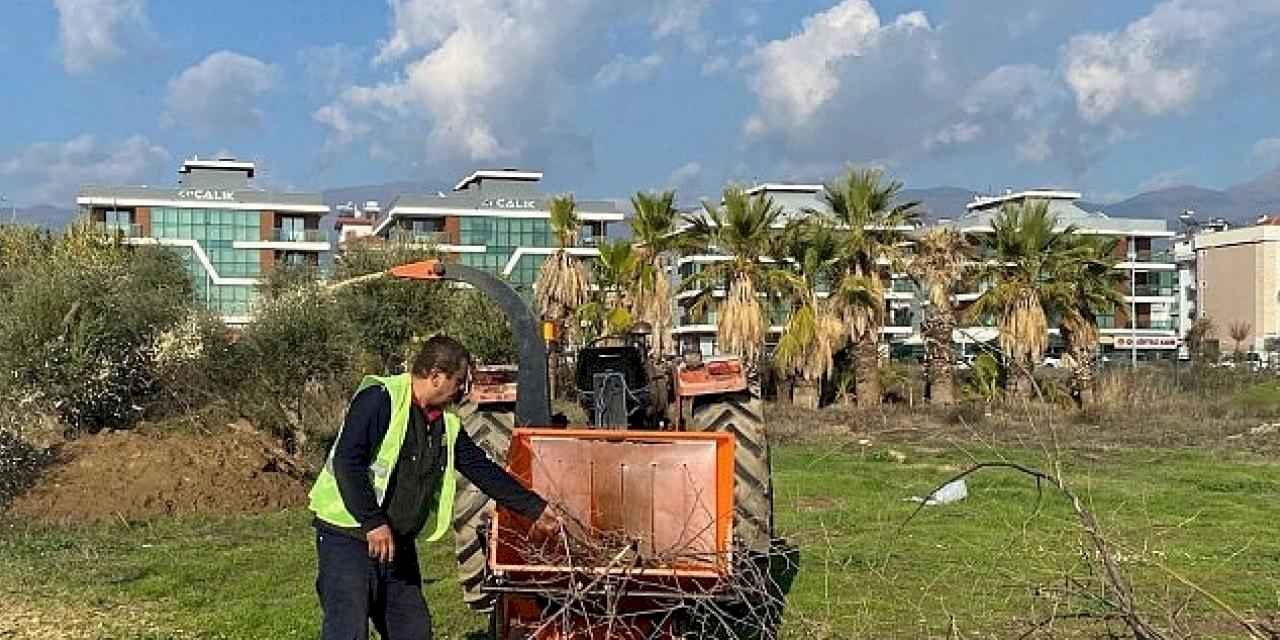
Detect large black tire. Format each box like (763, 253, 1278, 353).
(451, 401, 515, 613)
(691, 389, 773, 554)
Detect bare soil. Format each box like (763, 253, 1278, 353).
(6, 421, 311, 525)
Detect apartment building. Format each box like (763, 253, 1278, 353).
(370, 170, 624, 292)
(78, 157, 330, 324)
(672, 183, 920, 357)
(1193, 221, 1280, 353)
(946, 190, 1179, 359)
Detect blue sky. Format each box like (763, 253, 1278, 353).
(1, 0, 1279, 208)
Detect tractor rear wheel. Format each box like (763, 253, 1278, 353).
(691, 388, 773, 554)
(450, 401, 514, 612)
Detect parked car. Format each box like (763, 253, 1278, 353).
(1042, 356, 1062, 368)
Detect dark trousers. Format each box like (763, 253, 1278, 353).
(315, 529, 433, 640)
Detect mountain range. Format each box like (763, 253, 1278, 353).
(903, 164, 1280, 226)
(16, 164, 1280, 231)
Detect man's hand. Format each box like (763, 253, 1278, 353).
(366, 524, 395, 563)
(530, 503, 591, 543)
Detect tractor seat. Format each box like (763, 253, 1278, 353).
(575, 346, 648, 392)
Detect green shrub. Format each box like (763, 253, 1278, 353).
(0, 429, 53, 512)
(234, 283, 359, 450)
(0, 225, 193, 431)
(332, 244, 454, 371)
(147, 310, 242, 418)
(439, 290, 516, 364)
(1233, 382, 1280, 417)
(962, 353, 1002, 403)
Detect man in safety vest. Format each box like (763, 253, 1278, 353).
(309, 335, 558, 639)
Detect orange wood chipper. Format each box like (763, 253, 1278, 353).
(387, 259, 775, 639)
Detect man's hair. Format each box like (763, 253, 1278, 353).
(410, 335, 471, 378)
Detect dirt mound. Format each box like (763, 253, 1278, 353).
(6, 422, 312, 525)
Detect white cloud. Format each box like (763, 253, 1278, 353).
(0, 135, 169, 204)
(164, 51, 279, 134)
(745, 0, 918, 128)
(666, 161, 703, 189)
(314, 104, 371, 148)
(594, 54, 664, 89)
(701, 55, 730, 76)
(651, 0, 711, 40)
(1254, 137, 1280, 164)
(1016, 129, 1053, 164)
(318, 0, 674, 172)
(53, 0, 149, 74)
(926, 122, 983, 149)
(1063, 0, 1280, 123)
(961, 65, 1065, 121)
(1136, 167, 1194, 193)
(297, 44, 362, 94)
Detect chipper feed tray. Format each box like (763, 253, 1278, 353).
(485, 429, 739, 639)
(489, 428, 736, 582)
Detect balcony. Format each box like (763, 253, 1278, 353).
(1129, 284, 1176, 297)
(391, 229, 452, 245)
(1116, 249, 1176, 270)
(1099, 317, 1176, 331)
(233, 227, 330, 251)
(93, 222, 145, 238)
(269, 228, 327, 243)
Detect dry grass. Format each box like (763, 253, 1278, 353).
(768, 366, 1280, 456)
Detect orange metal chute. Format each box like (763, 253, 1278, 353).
(388, 259, 447, 280)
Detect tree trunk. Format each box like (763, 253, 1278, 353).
(922, 316, 955, 406)
(854, 336, 881, 408)
(792, 379, 820, 409)
(1008, 356, 1035, 399)
(1071, 346, 1097, 407)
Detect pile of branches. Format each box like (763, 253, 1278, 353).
(491, 515, 793, 639)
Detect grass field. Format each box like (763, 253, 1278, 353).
(3, 438, 1278, 639)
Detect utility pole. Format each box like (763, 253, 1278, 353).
(1128, 241, 1137, 369)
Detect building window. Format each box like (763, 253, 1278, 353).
(279, 215, 306, 242)
(102, 209, 134, 235)
(149, 207, 263, 315)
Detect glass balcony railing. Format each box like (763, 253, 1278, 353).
(890, 279, 916, 293)
(94, 222, 144, 238)
(270, 229, 327, 243)
(1130, 284, 1176, 297)
(391, 230, 451, 245)
(1099, 317, 1175, 330)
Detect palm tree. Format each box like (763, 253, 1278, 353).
(969, 200, 1076, 399)
(629, 190, 680, 359)
(1055, 236, 1126, 406)
(911, 228, 973, 405)
(818, 168, 921, 408)
(535, 195, 589, 398)
(577, 239, 637, 340)
(1229, 321, 1253, 357)
(679, 187, 789, 368)
(774, 219, 846, 408)
(1184, 316, 1217, 363)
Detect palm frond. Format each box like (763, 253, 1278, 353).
(547, 194, 579, 249)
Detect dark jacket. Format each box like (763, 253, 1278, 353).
(315, 385, 546, 540)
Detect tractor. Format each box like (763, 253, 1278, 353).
(383, 259, 774, 638)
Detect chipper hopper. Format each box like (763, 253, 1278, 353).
(386, 259, 775, 638)
(487, 428, 738, 639)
